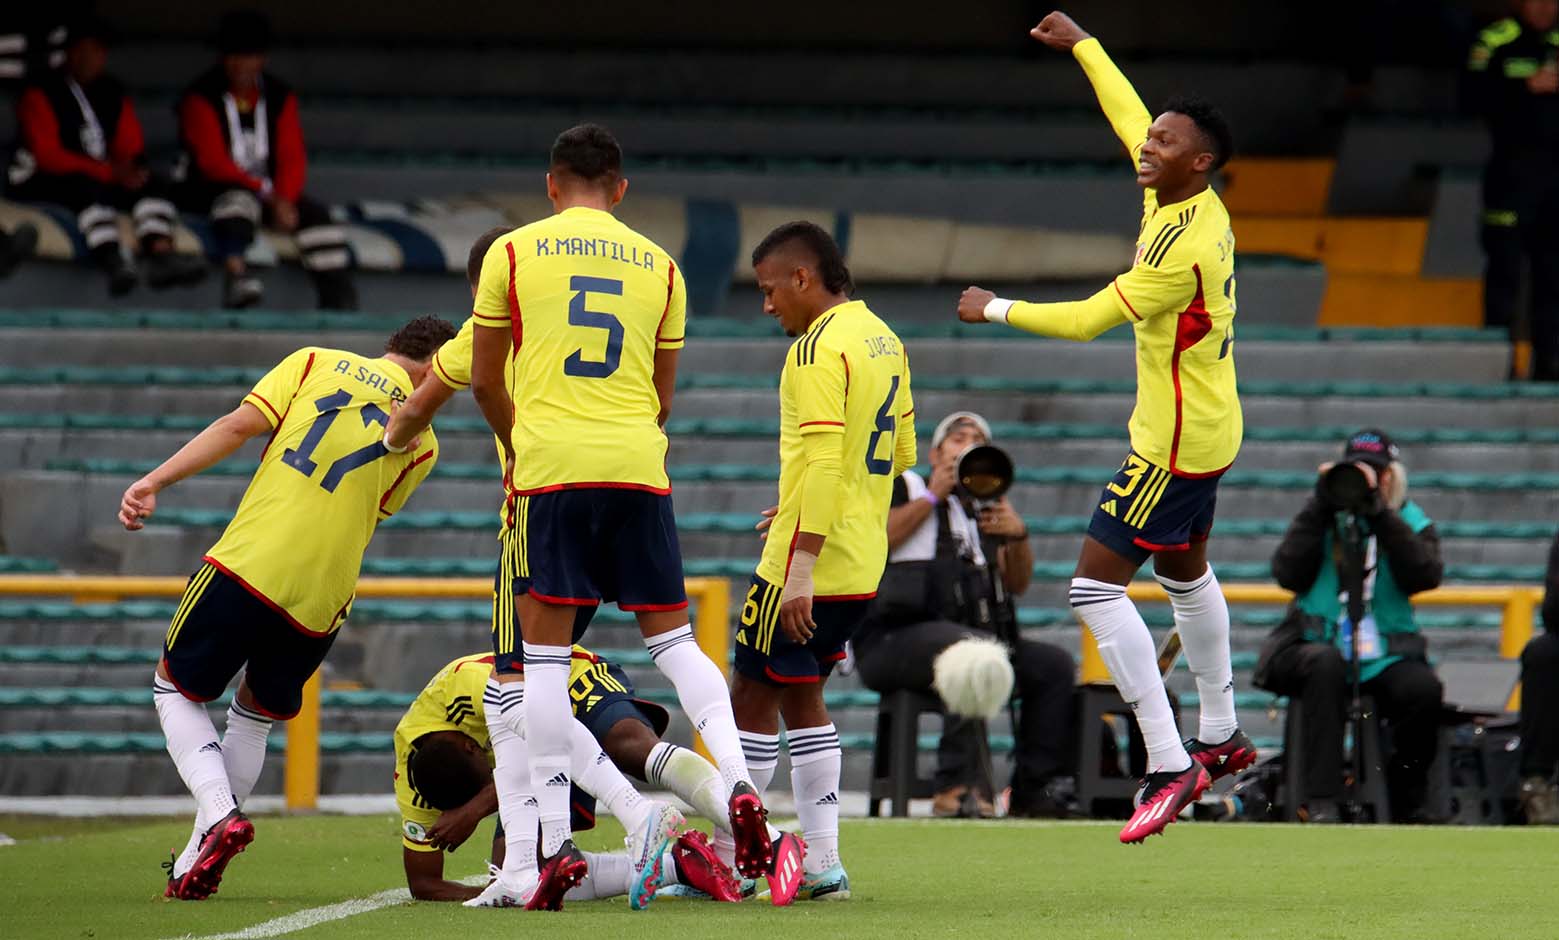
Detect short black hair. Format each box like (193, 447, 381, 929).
(550, 124, 622, 186)
(407, 733, 489, 811)
(1162, 94, 1234, 171)
(750, 221, 854, 296)
(384, 315, 458, 362)
(466, 226, 510, 288)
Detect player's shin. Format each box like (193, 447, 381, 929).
(566, 851, 633, 900)
(738, 731, 783, 840)
(647, 741, 729, 832)
(788, 725, 842, 875)
(645, 624, 751, 792)
(485, 680, 540, 878)
(154, 675, 238, 829)
(221, 699, 273, 805)
(522, 643, 575, 857)
(1155, 566, 1237, 744)
(1069, 579, 1191, 773)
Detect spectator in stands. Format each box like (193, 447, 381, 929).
(0, 9, 62, 279)
(1466, 0, 1559, 381)
(850, 412, 1079, 818)
(7, 15, 205, 295)
(1257, 429, 1445, 823)
(173, 9, 356, 310)
(1517, 532, 1559, 823)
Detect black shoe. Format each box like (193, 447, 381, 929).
(145, 251, 208, 289)
(1186, 729, 1259, 782)
(0, 222, 38, 278)
(107, 256, 138, 297)
(223, 271, 264, 309)
(1007, 777, 1083, 819)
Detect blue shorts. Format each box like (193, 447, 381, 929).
(490, 532, 598, 674)
(161, 561, 336, 719)
(1086, 450, 1221, 567)
(511, 488, 687, 612)
(733, 573, 872, 686)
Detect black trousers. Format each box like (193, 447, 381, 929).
(1520, 631, 1559, 780)
(171, 177, 338, 266)
(8, 170, 177, 255)
(1481, 156, 1559, 378)
(1261, 641, 1442, 815)
(853, 619, 1077, 798)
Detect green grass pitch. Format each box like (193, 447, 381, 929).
(4, 813, 1556, 940)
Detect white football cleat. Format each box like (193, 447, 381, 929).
(463, 865, 539, 908)
(626, 801, 685, 911)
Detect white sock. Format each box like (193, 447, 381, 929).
(645, 625, 750, 793)
(647, 742, 728, 832)
(484, 678, 539, 878)
(221, 699, 273, 804)
(567, 851, 632, 900)
(154, 676, 237, 825)
(1157, 566, 1238, 744)
(788, 725, 842, 874)
(523, 643, 575, 858)
(1069, 578, 1190, 773)
(739, 730, 780, 794)
(571, 719, 651, 834)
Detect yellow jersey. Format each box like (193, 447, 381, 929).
(430, 315, 513, 530)
(206, 347, 438, 634)
(756, 301, 916, 598)
(1077, 37, 1242, 476)
(393, 647, 628, 852)
(470, 206, 687, 495)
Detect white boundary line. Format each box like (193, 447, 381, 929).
(161, 887, 410, 940)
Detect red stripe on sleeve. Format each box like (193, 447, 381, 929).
(799, 420, 844, 428)
(655, 260, 677, 341)
(245, 392, 282, 425)
(1113, 279, 1143, 321)
(379, 449, 435, 514)
(506, 240, 523, 350)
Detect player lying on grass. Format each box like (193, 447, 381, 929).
(396, 652, 740, 904)
(957, 10, 1252, 844)
(118, 315, 457, 900)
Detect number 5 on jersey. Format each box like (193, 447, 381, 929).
(564, 275, 625, 379)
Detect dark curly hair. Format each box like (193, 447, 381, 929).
(1162, 94, 1234, 171)
(466, 226, 510, 288)
(550, 123, 623, 186)
(384, 315, 458, 362)
(750, 221, 854, 296)
(407, 733, 488, 811)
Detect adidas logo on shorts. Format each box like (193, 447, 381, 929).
(545, 772, 570, 788)
(198, 741, 223, 753)
(817, 792, 839, 805)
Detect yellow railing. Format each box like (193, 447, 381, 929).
(0, 574, 730, 811)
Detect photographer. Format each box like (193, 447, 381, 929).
(852, 411, 1078, 818)
(1258, 429, 1445, 823)
(1517, 530, 1559, 823)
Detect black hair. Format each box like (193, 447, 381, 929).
(67, 13, 119, 47)
(406, 733, 489, 811)
(384, 315, 458, 362)
(1161, 94, 1234, 171)
(466, 226, 510, 288)
(750, 221, 854, 296)
(550, 124, 623, 186)
(217, 9, 274, 55)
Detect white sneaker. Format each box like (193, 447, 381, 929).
(462, 865, 538, 908)
(626, 801, 684, 911)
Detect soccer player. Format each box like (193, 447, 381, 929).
(956, 10, 1253, 844)
(396, 652, 740, 904)
(120, 316, 455, 899)
(735, 221, 915, 903)
(465, 124, 775, 890)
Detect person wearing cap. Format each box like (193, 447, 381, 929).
(1258, 428, 1445, 823)
(852, 411, 1079, 818)
(172, 8, 356, 310)
(7, 14, 206, 295)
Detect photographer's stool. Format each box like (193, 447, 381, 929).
(1282, 694, 1390, 821)
(1074, 683, 1158, 815)
(867, 689, 943, 818)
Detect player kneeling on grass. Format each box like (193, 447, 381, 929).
(120, 316, 456, 900)
(398, 652, 742, 905)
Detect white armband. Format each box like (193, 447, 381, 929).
(983, 297, 1015, 324)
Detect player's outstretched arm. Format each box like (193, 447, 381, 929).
(1031, 11, 1151, 169)
(118, 403, 272, 530)
(957, 284, 1128, 342)
(403, 846, 482, 902)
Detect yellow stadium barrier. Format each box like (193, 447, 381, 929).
(0, 574, 730, 811)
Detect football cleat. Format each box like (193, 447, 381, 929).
(1186, 729, 1259, 782)
(796, 863, 851, 901)
(160, 851, 179, 898)
(528, 840, 589, 911)
(463, 864, 538, 909)
(170, 809, 254, 900)
(670, 830, 743, 903)
(1119, 764, 1211, 844)
(728, 781, 774, 880)
(765, 832, 807, 907)
(627, 802, 685, 911)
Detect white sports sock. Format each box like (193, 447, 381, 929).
(571, 720, 651, 834)
(221, 699, 273, 804)
(645, 625, 750, 793)
(1069, 578, 1190, 773)
(154, 676, 237, 825)
(712, 830, 736, 868)
(484, 678, 539, 877)
(739, 730, 780, 794)
(522, 643, 575, 858)
(647, 742, 728, 832)
(567, 851, 632, 901)
(1157, 566, 1238, 744)
(788, 725, 842, 874)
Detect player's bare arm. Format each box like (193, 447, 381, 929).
(1029, 10, 1090, 51)
(780, 530, 825, 643)
(426, 781, 498, 851)
(403, 846, 484, 902)
(653, 346, 679, 427)
(469, 322, 517, 465)
(118, 402, 272, 530)
(384, 378, 448, 452)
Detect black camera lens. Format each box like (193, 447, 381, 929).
(1321, 462, 1373, 513)
(957, 445, 1014, 501)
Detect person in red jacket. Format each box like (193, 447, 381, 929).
(172, 10, 355, 310)
(7, 16, 206, 295)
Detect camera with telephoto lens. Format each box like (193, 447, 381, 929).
(1320, 461, 1377, 514)
(956, 444, 1014, 507)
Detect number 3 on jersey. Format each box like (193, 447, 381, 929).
(865, 375, 901, 475)
(281, 389, 391, 492)
(564, 275, 625, 379)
